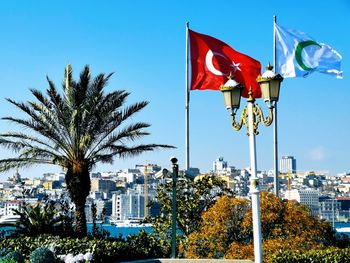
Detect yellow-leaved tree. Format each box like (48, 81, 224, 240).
(186, 192, 338, 261)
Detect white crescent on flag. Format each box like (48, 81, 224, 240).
(205, 50, 225, 76)
(205, 50, 242, 76)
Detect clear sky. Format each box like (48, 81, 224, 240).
(0, 0, 349, 179)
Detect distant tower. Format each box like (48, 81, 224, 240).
(280, 156, 297, 174)
(9, 169, 21, 183)
(213, 157, 227, 174)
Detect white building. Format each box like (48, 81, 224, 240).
(100, 171, 117, 178)
(0, 201, 22, 216)
(280, 156, 297, 174)
(117, 169, 141, 184)
(285, 189, 319, 217)
(111, 190, 145, 220)
(213, 157, 228, 175)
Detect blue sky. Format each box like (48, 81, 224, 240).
(0, 0, 349, 179)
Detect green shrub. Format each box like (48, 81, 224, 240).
(1, 251, 24, 263)
(270, 248, 350, 263)
(0, 249, 12, 258)
(30, 247, 56, 263)
(0, 258, 17, 263)
(0, 233, 168, 262)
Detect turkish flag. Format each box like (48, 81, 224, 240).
(189, 29, 262, 98)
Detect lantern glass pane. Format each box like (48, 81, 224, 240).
(260, 81, 271, 102)
(270, 80, 281, 101)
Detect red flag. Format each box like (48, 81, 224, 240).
(189, 29, 262, 98)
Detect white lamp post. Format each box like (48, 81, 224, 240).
(220, 65, 283, 263)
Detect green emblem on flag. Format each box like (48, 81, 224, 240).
(295, 40, 321, 71)
(275, 24, 342, 79)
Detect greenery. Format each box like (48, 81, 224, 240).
(270, 248, 350, 263)
(186, 192, 347, 261)
(0, 249, 12, 258)
(0, 258, 17, 263)
(0, 251, 24, 263)
(0, 232, 169, 262)
(150, 174, 233, 246)
(29, 247, 56, 263)
(89, 203, 110, 239)
(91, 203, 98, 236)
(12, 200, 65, 237)
(57, 193, 75, 237)
(0, 65, 173, 236)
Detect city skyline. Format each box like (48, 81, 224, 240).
(0, 1, 349, 179)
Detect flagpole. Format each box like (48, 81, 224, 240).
(185, 22, 190, 171)
(273, 15, 279, 197)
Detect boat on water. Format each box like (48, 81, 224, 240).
(0, 215, 20, 225)
(336, 227, 350, 233)
(109, 218, 152, 228)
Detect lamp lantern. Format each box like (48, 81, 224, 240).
(220, 78, 243, 112)
(257, 63, 283, 103)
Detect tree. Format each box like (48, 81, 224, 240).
(186, 192, 339, 261)
(91, 203, 98, 236)
(186, 195, 249, 258)
(151, 173, 233, 250)
(241, 192, 335, 246)
(0, 65, 173, 236)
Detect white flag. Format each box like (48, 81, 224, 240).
(275, 24, 342, 79)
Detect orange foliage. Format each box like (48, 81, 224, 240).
(186, 192, 335, 261)
(225, 242, 254, 260)
(186, 195, 249, 259)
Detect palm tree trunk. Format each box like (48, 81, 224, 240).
(65, 163, 91, 237)
(75, 200, 87, 236)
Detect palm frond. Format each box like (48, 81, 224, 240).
(87, 122, 151, 158)
(0, 157, 60, 172)
(0, 65, 174, 174)
(93, 143, 174, 163)
(87, 100, 149, 155)
(1, 116, 72, 158)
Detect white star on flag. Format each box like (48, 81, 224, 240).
(230, 61, 241, 72)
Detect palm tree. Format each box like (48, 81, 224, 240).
(0, 65, 173, 236)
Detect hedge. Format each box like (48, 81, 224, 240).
(0, 231, 170, 262)
(271, 248, 350, 263)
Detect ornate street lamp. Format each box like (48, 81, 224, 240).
(220, 64, 283, 263)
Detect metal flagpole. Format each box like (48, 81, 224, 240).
(273, 15, 279, 197)
(185, 22, 190, 171)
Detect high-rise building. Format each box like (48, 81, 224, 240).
(111, 190, 145, 220)
(280, 156, 297, 174)
(213, 157, 227, 174)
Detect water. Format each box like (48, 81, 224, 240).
(335, 222, 350, 237)
(97, 223, 350, 239)
(3, 222, 348, 238)
(0, 224, 153, 238)
(87, 224, 153, 238)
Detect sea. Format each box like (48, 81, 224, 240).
(1, 223, 349, 238)
(95, 223, 350, 238)
(87, 224, 153, 238)
(0, 224, 153, 238)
